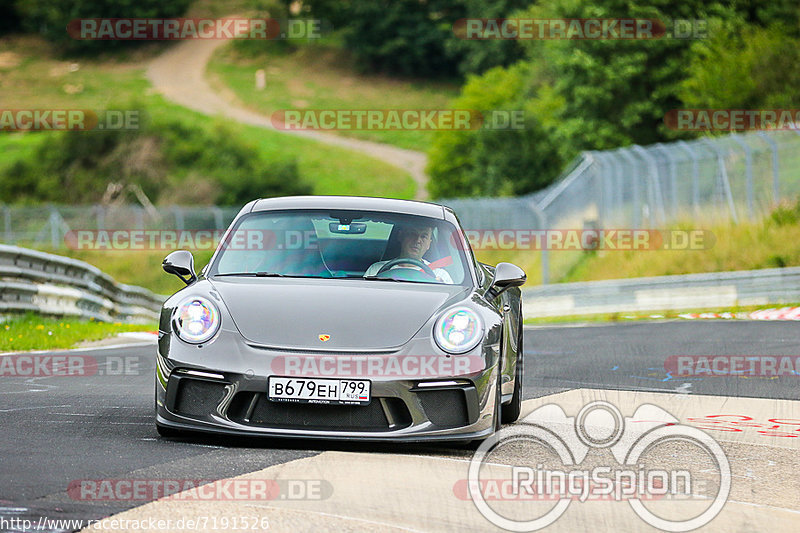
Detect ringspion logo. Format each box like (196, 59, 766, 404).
(467, 401, 730, 531)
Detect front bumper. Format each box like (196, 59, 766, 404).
(155, 329, 500, 442)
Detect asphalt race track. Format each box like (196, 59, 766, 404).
(1, 321, 798, 532)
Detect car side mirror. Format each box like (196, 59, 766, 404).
(163, 250, 197, 285)
(488, 262, 526, 298)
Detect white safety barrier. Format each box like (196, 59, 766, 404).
(522, 267, 800, 318)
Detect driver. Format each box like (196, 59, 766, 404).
(364, 224, 453, 283)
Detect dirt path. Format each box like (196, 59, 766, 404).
(146, 39, 429, 200)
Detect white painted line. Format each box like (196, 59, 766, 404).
(0, 340, 156, 356)
(0, 404, 71, 413)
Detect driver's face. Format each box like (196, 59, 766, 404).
(400, 227, 432, 260)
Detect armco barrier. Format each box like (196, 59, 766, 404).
(522, 267, 800, 318)
(0, 245, 164, 323)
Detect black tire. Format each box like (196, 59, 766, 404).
(501, 323, 523, 424)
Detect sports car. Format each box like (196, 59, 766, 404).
(155, 196, 526, 442)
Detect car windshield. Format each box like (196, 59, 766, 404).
(209, 209, 472, 285)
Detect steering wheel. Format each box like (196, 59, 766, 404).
(376, 257, 436, 278)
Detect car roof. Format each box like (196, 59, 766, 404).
(250, 196, 446, 219)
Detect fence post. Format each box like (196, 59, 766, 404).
(602, 152, 614, 225)
(608, 151, 624, 220)
(527, 200, 549, 285)
(654, 144, 678, 218)
(730, 134, 755, 219)
(632, 145, 667, 226)
(96, 205, 105, 230)
(49, 206, 60, 248)
(2, 204, 10, 244)
(135, 206, 144, 229)
(700, 138, 738, 223)
(677, 140, 701, 213)
(213, 207, 224, 230)
(756, 132, 780, 204)
(619, 148, 642, 229)
(172, 206, 185, 231)
(584, 152, 605, 229)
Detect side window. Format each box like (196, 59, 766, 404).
(436, 225, 465, 285)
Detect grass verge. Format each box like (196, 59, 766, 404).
(0, 313, 156, 352)
(476, 200, 800, 288)
(523, 303, 800, 325)
(207, 42, 459, 152)
(20, 246, 216, 296)
(0, 35, 416, 199)
(562, 214, 800, 283)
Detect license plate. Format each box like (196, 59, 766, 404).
(268, 377, 371, 405)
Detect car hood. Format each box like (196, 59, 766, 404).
(209, 277, 470, 351)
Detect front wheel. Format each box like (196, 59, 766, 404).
(501, 324, 523, 424)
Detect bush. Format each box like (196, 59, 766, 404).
(680, 20, 800, 111)
(338, 0, 463, 78)
(0, 113, 311, 205)
(427, 63, 565, 198)
(445, 0, 528, 77)
(428, 0, 800, 199)
(302, 0, 528, 78)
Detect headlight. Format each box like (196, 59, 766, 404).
(434, 306, 482, 354)
(173, 296, 220, 344)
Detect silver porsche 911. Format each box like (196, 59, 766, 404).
(155, 196, 525, 442)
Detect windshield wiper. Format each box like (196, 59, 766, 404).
(362, 276, 403, 282)
(213, 272, 285, 277)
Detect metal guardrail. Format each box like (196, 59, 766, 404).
(522, 267, 800, 318)
(0, 245, 164, 323)
(443, 130, 800, 285)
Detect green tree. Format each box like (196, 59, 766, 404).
(427, 62, 565, 198)
(302, 0, 526, 78)
(445, 0, 528, 76)
(15, 0, 193, 53)
(340, 0, 464, 77)
(429, 0, 800, 198)
(680, 19, 800, 111)
(0, 116, 310, 205)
